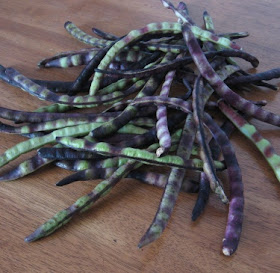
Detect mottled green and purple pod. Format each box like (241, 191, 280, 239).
(182, 23, 280, 127)
(204, 113, 243, 256)
(218, 100, 280, 182)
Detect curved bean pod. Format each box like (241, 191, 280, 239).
(218, 100, 280, 181)
(56, 136, 226, 170)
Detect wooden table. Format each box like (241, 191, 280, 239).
(0, 0, 280, 272)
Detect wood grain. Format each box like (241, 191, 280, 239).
(0, 0, 280, 272)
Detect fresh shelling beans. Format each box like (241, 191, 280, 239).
(1, 0, 280, 257)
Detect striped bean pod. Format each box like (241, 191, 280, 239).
(129, 96, 193, 114)
(98, 78, 139, 95)
(182, 23, 280, 127)
(56, 167, 117, 186)
(89, 22, 182, 94)
(225, 67, 280, 86)
(56, 136, 225, 170)
(34, 103, 73, 113)
(0, 153, 54, 181)
(90, 73, 165, 138)
(0, 117, 114, 134)
(218, 100, 280, 182)
(0, 106, 118, 123)
(144, 43, 187, 53)
(5, 68, 146, 106)
(156, 53, 178, 156)
(1, 65, 87, 94)
(192, 117, 238, 220)
(118, 112, 187, 149)
(59, 157, 128, 172)
(202, 10, 236, 65)
(68, 42, 117, 96)
(130, 117, 155, 128)
(161, 0, 241, 50)
(64, 21, 111, 48)
(0, 123, 101, 169)
(126, 170, 198, 193)
(38, 147, 106, 160)
(0, 122, 144, 169)
(96, 50, 258, 78)
(38, 48, 99, 68)
(138, 113, 197, 248)
(55, 160, 99, 172)
(203, 113, 244, 256)
(114, 50, 148, 63)
(25, 160, 140, 242)
(54, 160, 198, 193)
(192, 76, 228, 203)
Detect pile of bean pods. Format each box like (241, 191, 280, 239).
(0, 0, 280, 256)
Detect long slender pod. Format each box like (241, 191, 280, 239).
(192, 118, 237, 221)
(56, 136, 225, 170)
(161, 0, 241, 50)
(4, 67, 146, 106)
(38, 147, 106, 160)
(0, 122, 145, 169)
(156, 53, 178, 156)
(192, 76, 228, 203)
(0, 106, 119, 123)
(0, 117, 114, 134)
(25, 160, 141, 242)
(0, 153, 55, 181)
(225, 68, 280, 86)
(38, 48, 99, 68)
(138, 113, 197, 248)
(64, 21, 111, 47)
(89, 20, 240, 95)
(95, 50, 258, 79)
(56, 167, 117, 186)
(182, 23, 280, 127)
(68, 41, 117, 96)
(203, 113, 244, 256)
(89, 73, 165, 139)
(218, 100, 280, 181)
